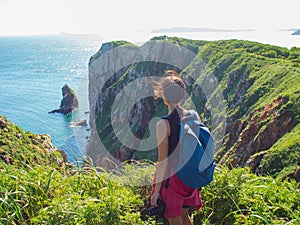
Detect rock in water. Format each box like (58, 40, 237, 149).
(69, 119, 87, 127)
(49, 84, 79, 114)
(60, 84, 79, 113)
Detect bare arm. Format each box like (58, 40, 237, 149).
(150, 119, 169, 206)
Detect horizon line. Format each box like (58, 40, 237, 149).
(0, 27, 299, 37)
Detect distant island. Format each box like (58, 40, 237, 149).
(278, 28, 300, 35)
(292, 29, 300, 35)
(151, 27, 255, 33)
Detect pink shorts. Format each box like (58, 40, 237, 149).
(153, 174, 202, 218)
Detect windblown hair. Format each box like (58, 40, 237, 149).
(153, 70, 186, 105)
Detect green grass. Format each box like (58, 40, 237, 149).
(1, 114, 299, 224)
(0, 116, 149, 224)
(1, 147, 299, 224)
(194, 166, 300, 225)
(258, 123, 300, 178)
(0, 164, 147, 225)
(89, 41, 138, 64)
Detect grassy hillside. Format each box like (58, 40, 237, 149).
(0, 115, 147, 224)
(0, 115, 62, 169)
(1, 115, 299, 224)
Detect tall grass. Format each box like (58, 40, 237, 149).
(194, 166, 300, 225)
(0, 162, 148, 225)
(1, 155, 299, 224)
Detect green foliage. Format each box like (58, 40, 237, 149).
(31, 169, 144, 225)
(181, 39, 299, 176)
(0, 115, 61, 170)
(195, 166, 300, 225)
(89, 40, 138, 63)
(262, 50, 277, 58)
(0, 116, 147, 225)
(258, 124, 300, 177)
(0, 164, 147, 225)
(1, 116, 299, 225)
(151, 36, 207, 53)
(289, 47, 300, 64)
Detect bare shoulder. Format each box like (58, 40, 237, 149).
(156, 119, 168, 130)
(156, 119, 170, 136)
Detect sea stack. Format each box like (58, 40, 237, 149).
(49, 83, 79, 114)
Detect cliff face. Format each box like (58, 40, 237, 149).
(87, 39, 201, 167)
(87, 37, 300, 178)
(221, 97, 295, 171)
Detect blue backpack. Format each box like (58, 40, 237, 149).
(174, 110, 215, 189)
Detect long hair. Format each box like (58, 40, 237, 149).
(153, 70, 186, 106)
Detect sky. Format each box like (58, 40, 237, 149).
(0, 0, 299, 41)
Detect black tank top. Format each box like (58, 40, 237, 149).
(161, 109, 181, 156)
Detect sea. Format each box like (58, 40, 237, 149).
(0, 30, 299, 162)
(0, 34, 101, 162)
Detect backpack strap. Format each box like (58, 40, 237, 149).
(188, 110, 200, 121)
(165, 110, 200, 189)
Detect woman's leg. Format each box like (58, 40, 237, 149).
(182, 208, 193, 225)
(168, 216, 183, 225)
(167, 208, 192, 225)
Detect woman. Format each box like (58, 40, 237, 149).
(151, 70, 202, 225)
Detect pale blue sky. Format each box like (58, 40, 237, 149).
(0, 0, 299, 40)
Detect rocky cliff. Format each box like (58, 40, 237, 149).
(49, 83, 79, 114)
(87, 37, 300, 178)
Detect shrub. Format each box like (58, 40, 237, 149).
(194, 167, 300, 225)
(262, 50, 278, 58)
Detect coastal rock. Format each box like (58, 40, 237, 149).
(58, 149, 68, 163)
(114, 145, 134, 162)
(283, 167, 300, 183)
(34, 134, 57, 152)
(0, 117, 7, 128)
(69, 120, 87, 127)
(49, 84, 79, 114)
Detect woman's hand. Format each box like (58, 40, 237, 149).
(151, 191, 160, 206)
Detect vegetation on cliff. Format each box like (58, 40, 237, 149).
(179, 39, 300, 179)
(90, 37, 300, 181)
(0, 115, 146, 224)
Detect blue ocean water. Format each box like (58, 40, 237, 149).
(0, 35, 101, 162)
